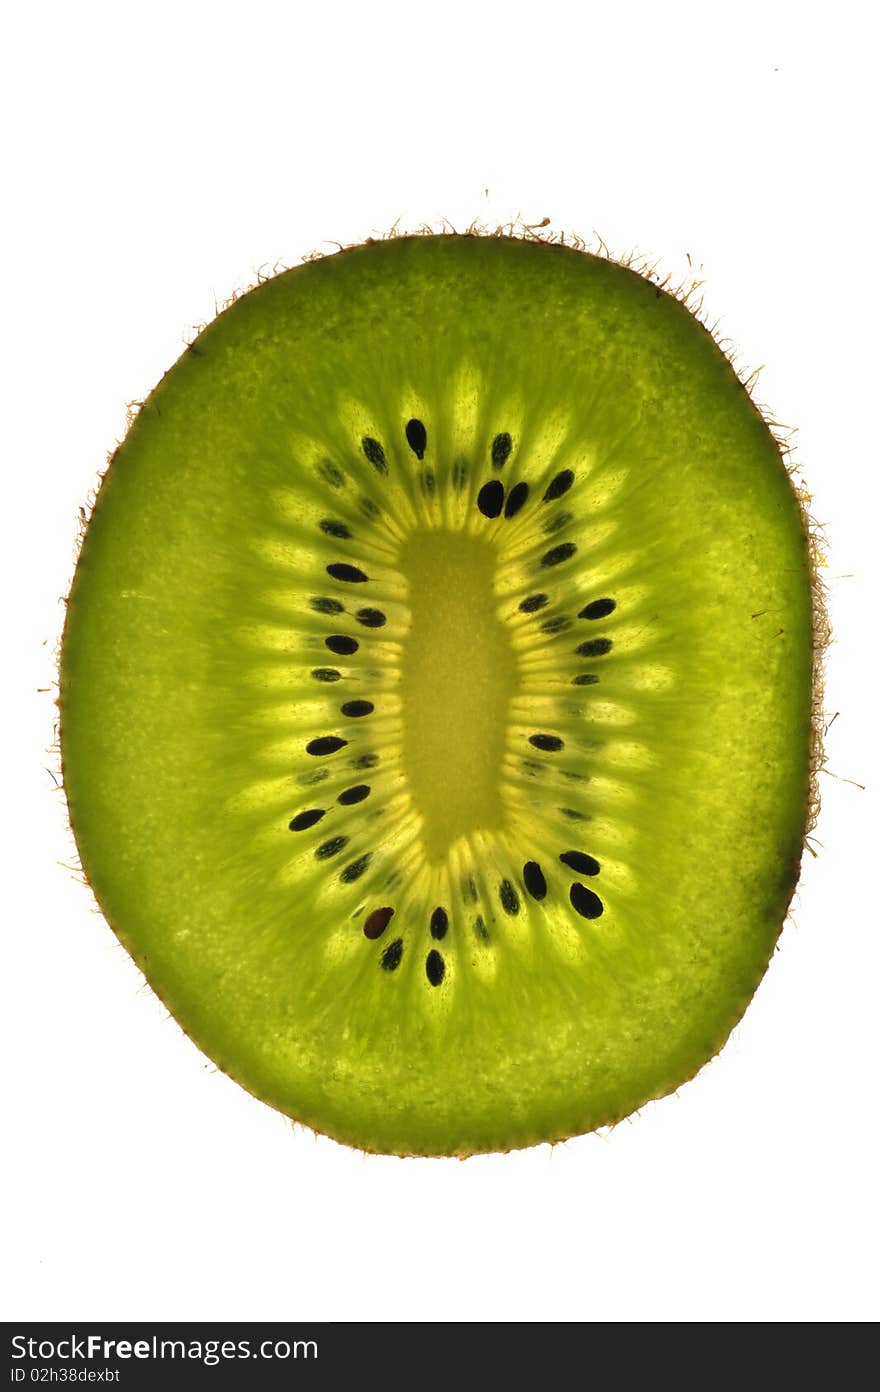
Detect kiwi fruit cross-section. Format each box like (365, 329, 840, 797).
(60, 233, 815, 1156)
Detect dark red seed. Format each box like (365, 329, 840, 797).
(364, 906, 394, 939)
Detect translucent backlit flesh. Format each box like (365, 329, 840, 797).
(399, 529, 517, 863)
(60, 235, 813, 1155)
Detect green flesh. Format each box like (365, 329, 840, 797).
(60, 235, 813, 1155)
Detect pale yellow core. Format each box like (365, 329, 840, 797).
(398, 529, 518, 864)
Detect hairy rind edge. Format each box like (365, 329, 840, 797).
(51, 217, 830, 1159)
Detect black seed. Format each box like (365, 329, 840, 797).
(289, 808, 325, 832)
(405, 418, 427, 460)
(504, 481, 529, 518)
(327, 562, 368, 584)
(381, 937, 404, 971)
(579, 597, 617, 620)
(319, 519, 351, 540)
(341, 853, 372, 883)
(523, 861, 547, 900)
(570, 883, 604, 919)
(543, 469, 575, 502)
(311, 667, 342, 683)
(325, 634, 358, 656)
(541, 615, 571, 635)
(341, 699, 373, 718)
(560, 850, 600, 876)
(529, 733, 564, 752)
(575, 638, 612, 657)
(360, 496, 381, 519)
(542, 542, 577, 568)
(474, 915, 490, 942)
(560, 807, 589, 821)
(338, 784, 371, 805)
(463, 876, 478, 903)
(362, 436, 387, 473)
(572, 673, 599, 686)
(543, 511, 573, 536)
(491, 432, 513, 470)
(430, 906, 449, 941)
(356, 607, 386, 628)
(310, 596, 344, 614)
(318, 459, 345, 489)
(426, 950, 445, 986)
(453, 458, 468, 490)
(306, 736, 348, 757)
(519, 593, 548, 613)
(364, 906, 394, 940)
(477, 480, 505, 518)
(420, 469, 435, 495)
(499, 879, 520, 915)
(354, 752, 379, 769)
(316, 835, 348, 859)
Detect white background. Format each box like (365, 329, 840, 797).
(2, 0, 878, 1323)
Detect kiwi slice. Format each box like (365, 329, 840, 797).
(60, 233, 815, 1156)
